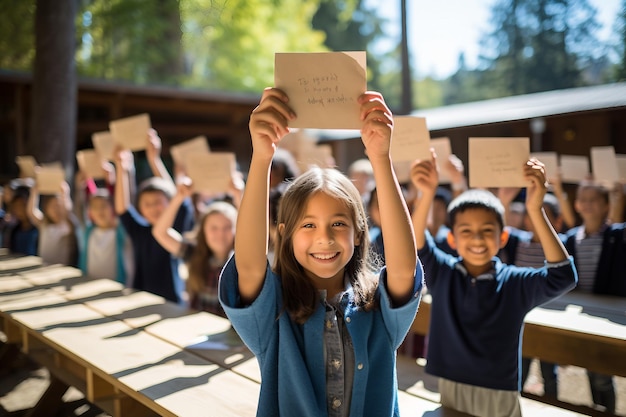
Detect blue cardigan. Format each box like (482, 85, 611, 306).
(219, 256, 423, 417)
(419, 233, 577, 391)
(79, 223, 128, 284)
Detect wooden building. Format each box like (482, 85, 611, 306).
(315, 82, 626, 175)
(2, 70, 625, 182)
(0, 71, 259, 181)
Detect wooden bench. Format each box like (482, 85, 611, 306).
(1, 253, 603, 416)
(0, 255, 448, 416)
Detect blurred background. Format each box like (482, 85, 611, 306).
(0, 0, 624, 178)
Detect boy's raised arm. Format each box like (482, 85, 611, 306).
(146, 129, 175, 188)
(410, 153, 439, 250)
(235, 88, 294, 304)
(27, 184, 43, 228)
(524, 159, 569, 263)
(152, 179, 191, 256)
(359, 92, 417, 304)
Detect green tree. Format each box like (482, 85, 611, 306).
(181, 0, 327, 92)
(0, 0, 36, 71)
(76, 0, 183, 85)
(613, 0, 626, 81)
(311, 0, 391, 103)
(479, 0, 602, 96)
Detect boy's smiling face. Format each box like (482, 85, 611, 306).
(448, 207, 508, 277)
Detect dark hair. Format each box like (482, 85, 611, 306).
(274, 167, 377, 324)
(447, 189, 505, 230)
(576, 181, 609, 205)
(137, 177, 175, 202)
(434, 186, 452, 206)
(541, 193, 560, 218)
(271, 148, 300, 183)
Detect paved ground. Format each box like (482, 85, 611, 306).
(1, 353, 625, 416)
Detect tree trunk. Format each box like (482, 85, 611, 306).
(28, 0, 77, 178)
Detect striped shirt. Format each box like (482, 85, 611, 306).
(514, 239, 546, 268)
(574, 225, 607, 293)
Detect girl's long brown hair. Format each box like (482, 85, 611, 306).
(273, 167, 379, 324)
(187, 201, 237, 297)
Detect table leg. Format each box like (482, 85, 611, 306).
(24, 374, 69, 417)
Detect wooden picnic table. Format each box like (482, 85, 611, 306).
(410, 290, 626, 378)
(0, 254, 468, 417)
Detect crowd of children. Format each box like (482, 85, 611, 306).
(1, 86, 625, 417)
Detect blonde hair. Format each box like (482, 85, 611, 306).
(273, 167, 378, 324)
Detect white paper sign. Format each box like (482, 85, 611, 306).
(35, 165, 65, 195)
(559, 155, 590, 184)
(15, 155, 38, 178)
(76, 149, 105, 179)
(430, 137, 452, 184)
(109, 113, 151, 151)
(170, 136, 211, 168)
(530, 152, 559, 181)
(468, 137, 530, 188)
(185, 152, 236, 194)
(590, 146, 619, 186)
(390, 116, 431, 162)
(274, 52, 367, 129)
(92, 131, 115, 160)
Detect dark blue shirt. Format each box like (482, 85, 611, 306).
(9, 223, 39, 256)
(120, 201, 194, 303)
(419, 232, 577, 391)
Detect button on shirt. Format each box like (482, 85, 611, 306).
(321, 288, 355, 417)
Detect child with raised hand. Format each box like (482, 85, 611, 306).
(153, 178, 237, 316)
(114, 143, 194, 304)
(219, 88, 422, 417)
(28, 181, 79, 266)
(562, 180, 626, 413)
(411, 154, 577, 417)
(79, 189, 134, 285)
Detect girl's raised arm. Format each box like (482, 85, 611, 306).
(359, 92, 417, 305)
(235, 88, 295, 304)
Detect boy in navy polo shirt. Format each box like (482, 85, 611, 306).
(410, 155, 577, 416)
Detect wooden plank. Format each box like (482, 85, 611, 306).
(411, 293, 431, 336)
(85, 290, 191, 328)
(2, 316, 22, 343)
(22, 331, 50, 354)
(18, 264, 83, 286)
(0, 255, 42, 272)
(87, 368, 116, 403)
(0, 275, 33, 292)
(410, 295, 626, 377)
(142, 311, 260, 382)
(12, 303, 105, 330)
(0, 290, 69, 313)
(114, 394, 159, 417)
(522, 322, 626, 377)
(53, 278, 125, 301)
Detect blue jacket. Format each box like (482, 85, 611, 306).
(563, 223, 626, 297)
(419, 232, 577, 391)
(219, 256, 423, 417)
